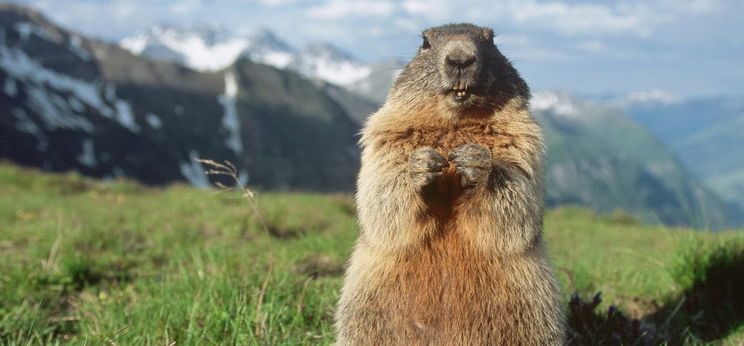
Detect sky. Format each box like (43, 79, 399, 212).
(7, 0, 744, 99)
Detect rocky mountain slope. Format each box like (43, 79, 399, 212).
(0, 3, 370, 191)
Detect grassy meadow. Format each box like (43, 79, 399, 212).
(1, 162, 743, 345)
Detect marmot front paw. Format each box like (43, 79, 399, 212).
(450, 143, 492, 188)
(408, 147, 447, 189)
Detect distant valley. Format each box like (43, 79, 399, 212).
(620, 95, 744, 211)
(532, 91, 741, 229)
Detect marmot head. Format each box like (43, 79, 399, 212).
(390, 23, 528, 117)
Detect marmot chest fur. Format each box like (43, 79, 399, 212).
(335, 23, 566, 345)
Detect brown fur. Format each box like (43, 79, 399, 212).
(335, 24, 565, 345)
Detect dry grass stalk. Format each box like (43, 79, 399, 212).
(194, 159, 270, 235)
(194, 158, 276, 338)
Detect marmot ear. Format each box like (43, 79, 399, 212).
(482, 28, 494, 41)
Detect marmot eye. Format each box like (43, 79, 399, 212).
(421, 37, 431, 50)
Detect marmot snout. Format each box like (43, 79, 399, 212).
(335, 23, 566, 345)
(436, 26, 488, 107)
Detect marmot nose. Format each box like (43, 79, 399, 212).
(442, 40, 478, 81)
(445, 52, 476, 69)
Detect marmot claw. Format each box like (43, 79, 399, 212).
(408, 147, 447, 188)
(450, 143, 492, 188)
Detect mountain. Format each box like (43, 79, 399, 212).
(239, 28, 294, 69)
(119, 24, 410, 108)
(293, 42, 372, 88)
(120, 24, 250, 72)
(533, 91, 742, 229)
(621, 95, 744, 210)
(0, 3, 369, 191)
(120, 24, 377, 92)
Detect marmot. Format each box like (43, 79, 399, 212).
(335, 24, 565, 345)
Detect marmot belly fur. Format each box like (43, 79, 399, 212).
(335, 23, 566, 345)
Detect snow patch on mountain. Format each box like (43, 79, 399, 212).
(119, 35, 147, 55)
(68, 35, 92, 61)
(114, 99, 140, 133)
(297, 43, 371, 86)
(13, 21, 56, 42)
(12, 108, 48, 151)
(104, 83, 116, 103)
(241, 29, 296, 69)
(68, 96, 84, 112)
(77, 138, 97, 168)
(121, 25, 249, 71)
(180, 151, 211, 188)
(121, 25, 373, 87)
(145, 113, 162, 129)
(3, 76, 17, 96)
(24, 78, 94, 131)
(0, 36, 142, 132)
(219, 71, 243, 154)
(1, 40, 93, 130)
(112, 166, 125, 178)
(260, 50, 294, 69)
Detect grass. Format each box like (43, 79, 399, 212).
(0, 162, 743, 345)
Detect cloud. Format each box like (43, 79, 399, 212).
(402, 0, 452, 21)
(622, 89, 683, 104)
(259, 0, 307, 6)
(307, 0, 395, 19)
(505, 47, 572, 62)
(398, 0, 679, 38)
(658, 0, 722, 13)
(394, 18, 421, 33)
(111, 2, 138, 19)
(577, 40, 604, 52)
(401, 0, 501, 25)
(508, 1, 654, 37)
(169, 1, 200, 15)
(495, 34, 531, 45)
